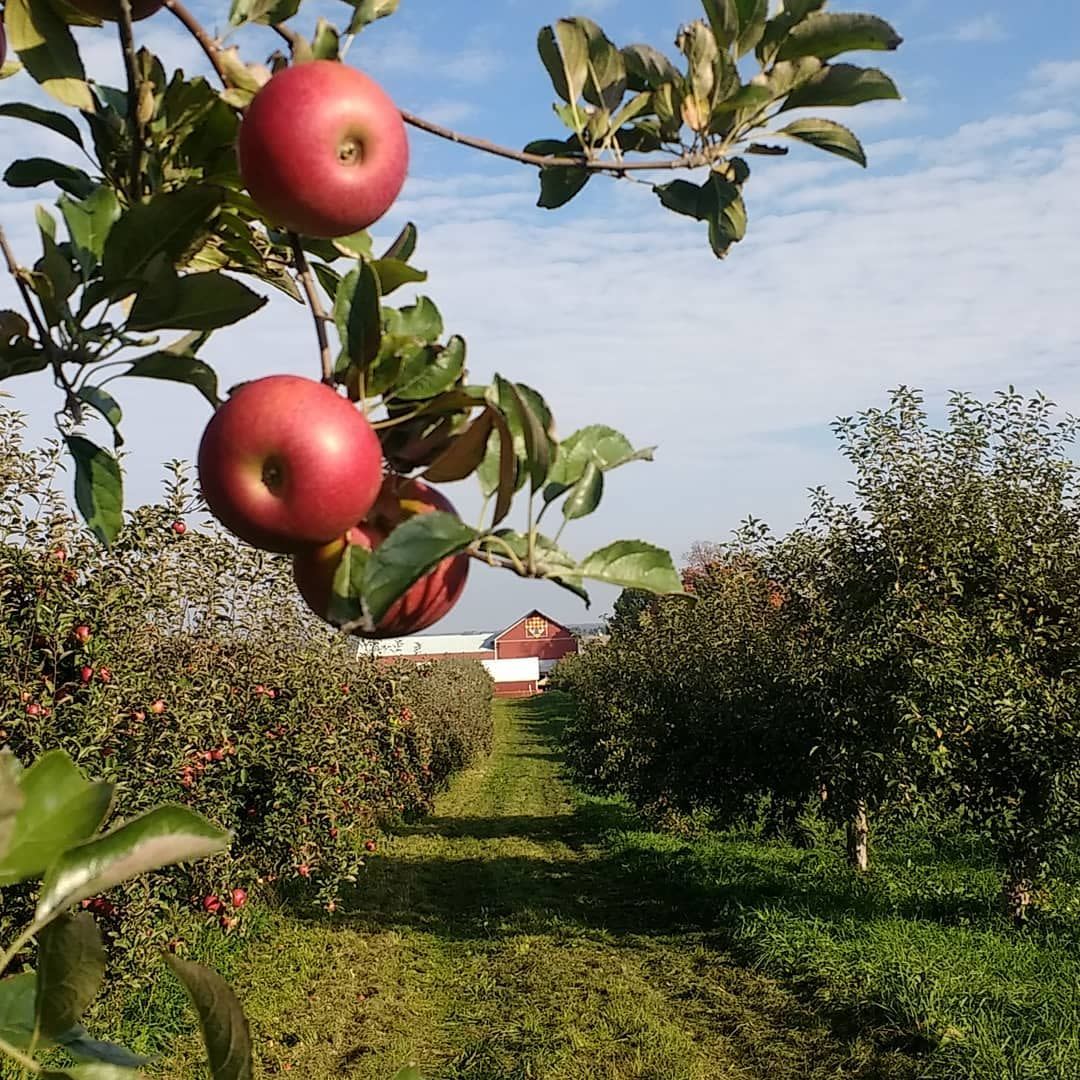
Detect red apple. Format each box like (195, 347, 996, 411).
(172, 520, 186, 535)
(231, 888, 248, 909)
(292, 476, 469, 638)
(202, 894, 222, 914)
(65, 0, 163, 20)
(73, 624, 91, 645)
(25, 703, 41, 717)
(364, 839, 377, 853)
(98, 667, 111, 683)
(149, 699, 166, 715)
(197, 375, 383, 554)
(236, 60, 409, 238)
(80, 666, 93, 684)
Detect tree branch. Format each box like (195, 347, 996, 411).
(399, 109, 728, 173)
(116, 0, 144, 199)
(288, 233, 333, 385)
(0, 227, 81, 420)
(164, 0, 228, 86)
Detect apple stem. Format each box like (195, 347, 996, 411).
(289, 233, 335, 386)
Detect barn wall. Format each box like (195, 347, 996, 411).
(494, 681, 538, 698)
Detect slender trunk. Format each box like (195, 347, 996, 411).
(1002, 860, 1036, 925)
(845, 799, 870, 872)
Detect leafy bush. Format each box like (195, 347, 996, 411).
(0, 401, 494, 978)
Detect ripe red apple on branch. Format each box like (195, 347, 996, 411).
(237, 60, 409, 239)
(293, 476, 470, 638)
(197, 375, 383, 554)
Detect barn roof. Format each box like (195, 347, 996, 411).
(492, 609, 574, 641)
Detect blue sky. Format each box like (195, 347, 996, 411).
(1, 1, 1079, 630)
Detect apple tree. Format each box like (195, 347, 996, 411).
(0, 0, 903, 637)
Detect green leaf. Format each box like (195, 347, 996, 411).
(370, 258, 427, 296)
(576, 17, 626, 112)
(56, 1029, 149, 1069)
(102, 186, 222, 285)
(381, 222, 417, 263)
(395, 336, 466, 402)
(363, 512, 478, 624)
(562, 460, 603, 521)
(334, 261, 382, 369)
(65, 436, 123, 547)
(538, 167, 590, 210)
(423, 408, 493, 483)
(579, 540, 684, 595)
(478, 407, 517, 527)
(545, 425, 653, 502)
(312, 262, 342, 303)
(4, 0, 93, 110)
(621, 43, 680, 91)
(775, 117, 866, 166)
(654, 178, 704, 219)
(128, 272, 267, 332)
(0, 752, 113, 887)
(76, 386, 123, 447)
(780, 63, 900, 111)
(734, 0, 768, 58)
(538, 19, 589, 104)
(36, 805, 230, 925)
(506, 381, 554, 492)
(166, 957, 252, 1080)
(0, 101, 83, 146)
(126, 339, 221, 408)
(0, 973, 37, 1051)
(35, 913, 105, 1040)
(777, 12, 903, 62)
(327, 542, 369, 627)
(0, 754, 25, 865)
(311, 17, 339, 60)
(756, 0, 827, 64)
(345, 0, 398, 35)
(59, 188, 121, 277)
(4, 158, 93, 197)
(389, 295, 442, 343)
(228, 0, 300, 27)
(701, 0, 739, 49)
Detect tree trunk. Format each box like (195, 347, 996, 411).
(845, 800, 870, 872)
(1002, 863, 1035, 925)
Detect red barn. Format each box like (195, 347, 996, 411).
(364, 609, 579, 697)
(494, 611, 578, 664)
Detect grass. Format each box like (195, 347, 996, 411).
(104, 696, 921, 1080)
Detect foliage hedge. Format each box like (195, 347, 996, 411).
(554, 388, 1080, 918)
(0, 402, 494, 973)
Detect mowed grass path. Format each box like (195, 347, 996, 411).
(147, 697, 916, 1079)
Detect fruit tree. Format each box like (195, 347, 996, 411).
(0, 0, 902, 635)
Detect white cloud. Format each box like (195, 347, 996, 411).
(352, 30, 504, 85)
(2, 97, 1080, 628)
(409, 100, 478, 128)
(1023, 60, 1080, 101)
(932, 14, 1007, 44)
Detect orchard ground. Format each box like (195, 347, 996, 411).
(81, 694, 1080, 1080)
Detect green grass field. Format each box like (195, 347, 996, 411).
(100, 695, 1080, 1079)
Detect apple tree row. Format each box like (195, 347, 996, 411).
(556, 387, 1080, 922)
(0, 399, 496, 982)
